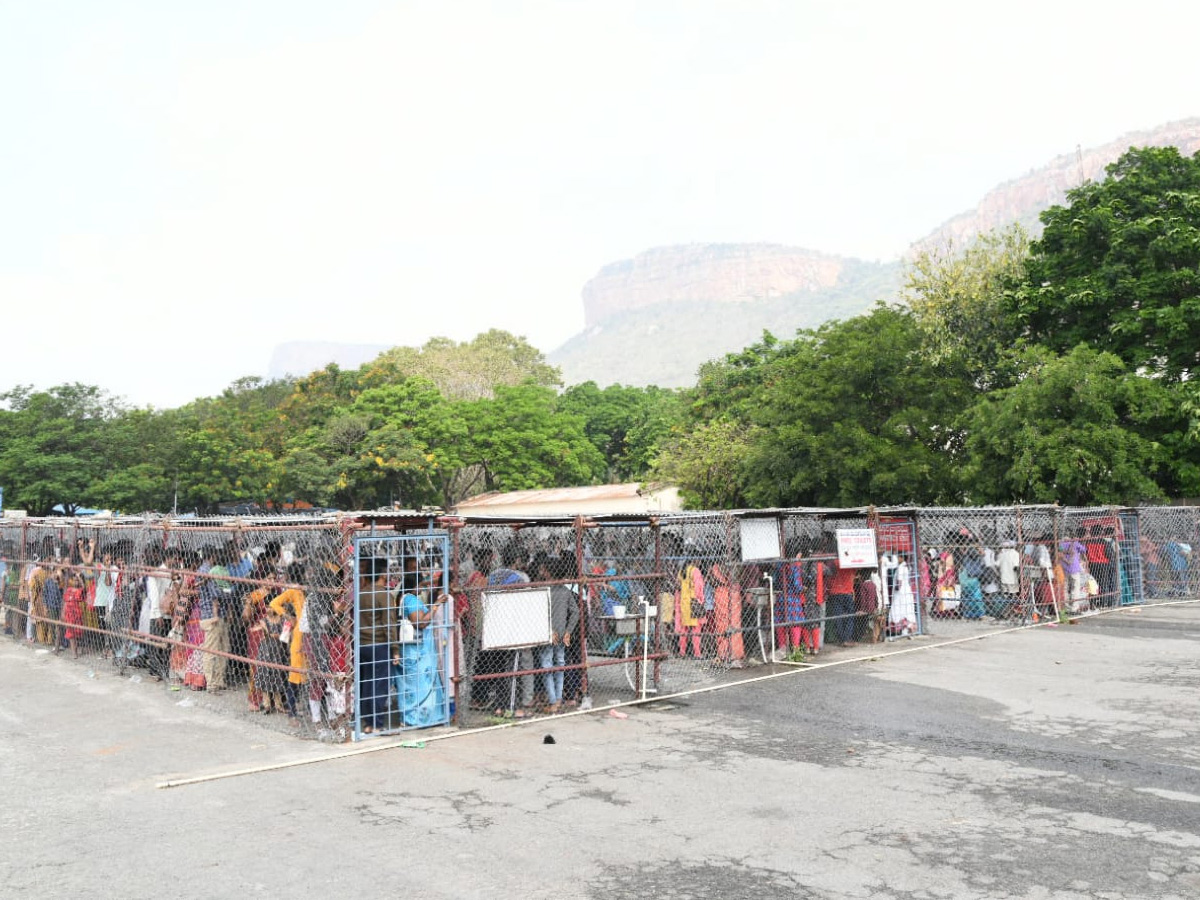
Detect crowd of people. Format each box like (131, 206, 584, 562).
(451, 532, 893, 716)
(1, 516, 1195, 739)
(922, 521, 1192, 620)
(0, 536, 353, 737)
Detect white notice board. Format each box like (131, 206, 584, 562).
(740, 518, 782, 561)
(481, 587, 552, 650)
(836, 528, 878, 568)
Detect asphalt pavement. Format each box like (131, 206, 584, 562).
(1, 604, 1198, 899)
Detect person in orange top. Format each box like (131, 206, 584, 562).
(710, 563, 744, 666)
(269, 564, 307, 727)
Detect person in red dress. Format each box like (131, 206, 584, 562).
(63, 573, 86, 658)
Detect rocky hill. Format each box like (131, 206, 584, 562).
(914, 117, 1200, 251)
(553, 118, 1200, 388)
(269, 119, 1200, 392)
(582, 244, 845, 327)
(550, 256, 901, 388)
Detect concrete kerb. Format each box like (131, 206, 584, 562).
(155, 598, 1200, 789)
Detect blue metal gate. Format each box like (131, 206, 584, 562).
(1117, 511, 1145, 606)
(353, 530, 452, 740)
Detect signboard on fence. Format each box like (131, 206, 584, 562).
(480, 587, 553, 650)
(835, 528, 878, 568)
(740, 517, 782, 561)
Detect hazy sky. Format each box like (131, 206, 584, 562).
(3, 0, 1198, 407)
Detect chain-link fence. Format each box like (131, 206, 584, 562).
(1136, 506, 1199, 601)
(912, 507, 1044, 630)
(0, 515, 355, 743)
(3, 504, 1199, 743)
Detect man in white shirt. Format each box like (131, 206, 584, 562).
(140, 549, 175, 679)
(997, 541, 1021, 616)
(91, 549, 119, 658)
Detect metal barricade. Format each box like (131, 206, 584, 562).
(4, 505, 1200, 745)
(914, 507, 1031, 630)
(1136, 506, 1199, 602)
(354, 529, 452, 740)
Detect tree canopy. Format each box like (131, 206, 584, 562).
(360, 330, 562, 399)
(904, 224, 1029, 388)
(0, 331, 677, 515)
(1012, 146, 1200, 382)
(0, 384, 122, 515)
(740, 305, 974, 507)
(959, 345, 1178, 505)
(6, 148, 1200, 515)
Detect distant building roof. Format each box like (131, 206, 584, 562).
(453, 483, 681, 518)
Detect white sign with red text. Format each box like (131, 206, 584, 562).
(836, 528, 878, 568)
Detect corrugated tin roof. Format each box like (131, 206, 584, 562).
(455, 483, 661, 508)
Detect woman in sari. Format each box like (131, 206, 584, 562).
(933, 550, 959, 617)
(177, 553, 208, 690)
(393, 590, 448, 727)
(62, 574, 85, 657)
(241, 568, 276, 711)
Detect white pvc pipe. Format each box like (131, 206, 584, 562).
(639, 595, 649, 700)
(764, 572, 776, 663)
(157, 598, 1200, 790)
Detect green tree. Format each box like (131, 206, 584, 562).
(277, 378, 475, 510)
(0, 384, 123, 515)
(647, 332, 788, 508)
(349, 378, 471, 509)
(360, 329, 561, 399)
(741, 306, 974, 507)
(650, 418, 754, 509)
(903, 224, 1029, 388)
(276, 364, 361, 437)
(960, 345, 1180, 504)
(91, 408, 185, 513)
(461, 384, 604, 498)
(171, 378, 289, 513)
(275, 447, 340, 509)
(1012, 146, 1200, 382)
(558, 382, 681, 482)
(689, 331, 791, 425)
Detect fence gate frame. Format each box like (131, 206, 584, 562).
(873, 514, 923, 639)
(1117, 510, 1145, 606)
(352, 528, 452, 741)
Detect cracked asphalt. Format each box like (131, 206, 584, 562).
(1, 605, 1198, 899)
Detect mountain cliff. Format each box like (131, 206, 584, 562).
(914, 117, 1200, 251)
(550, 256, 901, 388)
(582, 244, 845, 326)
(552, 118, 1200, 388)
(268, 118, 1200, 392)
